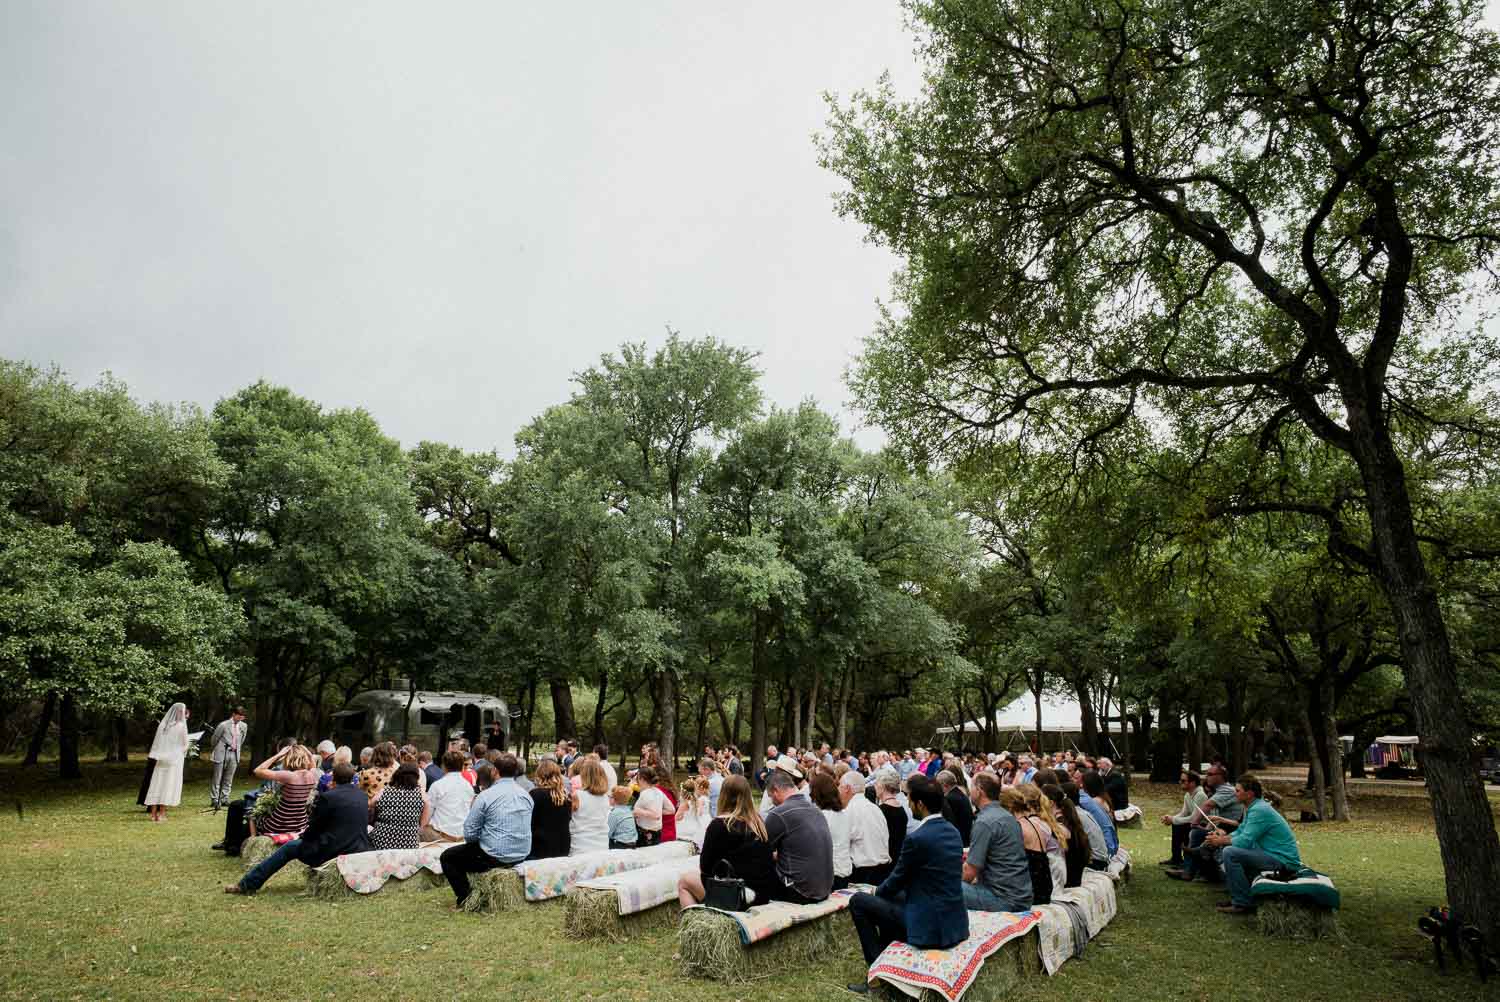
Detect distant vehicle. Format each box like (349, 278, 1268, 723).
(331, 686, 509, 754)
(1480, 748, 1499, 785)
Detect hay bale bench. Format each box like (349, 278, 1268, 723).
(1105, 847, 1132, 886)
(304, 845, 450, 899)
(1250, 868, 1341, 941)
(1113, 805, 1144, 829)
(564, 856, 699, 941)
(679, 888, 864, 982)
(867, 909, 1043, 1001)
(239, 836, 308, 885)
(460, 840, 695, 915)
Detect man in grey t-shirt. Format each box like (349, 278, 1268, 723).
(963, 773, 1032, 912)
(764, 768, 834, 903)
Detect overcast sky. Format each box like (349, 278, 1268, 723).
(1, 3, 922, 454)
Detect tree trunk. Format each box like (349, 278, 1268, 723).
(1320, 678, 1350, 821)
(750, 675, 767, 779)
(1074, 676, 1099, 753)
(730, 686, 742, 750)
(806, 668, 821, 752)
(111, 716, 129, 763)
(522, 677, 538, 764)
(790, 683, 803, 750)
(1346, 396, 1500, 939)
(551, 679, 578, 742)
(1225, 677, 1247, 778)
(592, 671, 610, 747)
(694, 678, 709, 757)
(23, 691, 56, 766)
(711, 682, 734, 747)
(834, 667, 852, 750)
(1301, 706, 1327, 820)
(1149, 698, 1181, 782)
(58, 691, 82, 780)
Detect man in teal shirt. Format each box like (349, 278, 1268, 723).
(1204, 775, 1300, 915)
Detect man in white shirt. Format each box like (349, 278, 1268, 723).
(840, 771, 892, 885)
(423, 749, 477, 842)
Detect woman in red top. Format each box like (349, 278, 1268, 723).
(658, 776, 679, 843)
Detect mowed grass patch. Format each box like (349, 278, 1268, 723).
(0, 761, 1495, 1002)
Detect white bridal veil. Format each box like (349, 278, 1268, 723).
(149, 702, 189, 759)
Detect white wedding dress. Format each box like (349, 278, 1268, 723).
(144, 706, 189, 807)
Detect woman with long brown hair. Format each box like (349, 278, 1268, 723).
(1043, 782, 1091, 888)
(677, 775, 777, 909)
(528, 759, 573, 859)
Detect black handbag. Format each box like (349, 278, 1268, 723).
(704, 859, 748, 912)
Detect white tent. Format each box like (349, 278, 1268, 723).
(937, 690, 1227, 736)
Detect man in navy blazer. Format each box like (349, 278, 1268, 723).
(846, 775, 968, 991)
(226, 762, 373, 894)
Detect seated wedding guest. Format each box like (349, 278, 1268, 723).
(677, 775, 779, 908)
(1020, 783, 1069, 892)
(248, 744, 321, 838)
(1098, 757, 1129, 810)
(370, 763, 429, 850)
(358, 746, 374, 770)
(633, 766, 667, 846)
(1000, 787, 1052, 905)
(423, 749, 475, 843)
(319, 746, 353, 793)
(316, 740, 337, 773)
(1043, 783, 1091, 887)
(963, 773, 1032, 912)
(441, 756, 532, 907)
(1160, 770, 1207, 867)
(528, 759, 573, 860)
(1062, 782, 1110, 870)
(874, 769, 908, 867)
(227, 763, 370, 894)
(397, 745, 428, 793)
(764, 768, 834, 903)
(1078, 772, 1120, 856)
(810, 772, 853, 890)
(937, 770, 973, 846)
(1203, 775, 1302, 916)
(675, 777, 711, 846)
(846, 775, 967, 993)
(569, 757, 612, 856)
(359, 742, 398, 804)
(607, 785, 638, 849)
(841, 771, 892, 885)
(1169, 764, 1246, 882)
(419, 750, 444, 789)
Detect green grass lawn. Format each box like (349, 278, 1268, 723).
(1, 760, 1494, 1001)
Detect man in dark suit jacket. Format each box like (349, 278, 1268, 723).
(937, 770, 974, 846)
(226, 763, 372, 894)
(846, 775, 968, 993)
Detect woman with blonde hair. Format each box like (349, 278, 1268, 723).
(1018, 782, 1069, 891)
(528, 759, 573, 859)
(1000, 787, 1054, 905)
(677, 774, 778, 909)
(249, 744, 321, 838)
(569, 756, 612, 855)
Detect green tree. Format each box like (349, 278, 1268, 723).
(824, 0, 1500, 934)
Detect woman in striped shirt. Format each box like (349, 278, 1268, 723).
(249, 744, 321, 837)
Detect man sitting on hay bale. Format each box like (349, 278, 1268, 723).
(1201, 775, 1302, 917)
(846, 775, 968, 996)
(440, 756, 532, 908)
(224, 763, 370, 894)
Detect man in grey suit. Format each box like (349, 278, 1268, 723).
(209, 707, 248, 808)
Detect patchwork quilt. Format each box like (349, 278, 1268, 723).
(573, 856, 700, 915)
(692, 886, 865, 945)
(1105, 846, 1132, 881)
(519, 840, 694, 902)
(868, 910, 1042, 1002)
(334, 844, 448, 894)
(1049, 869, 1117, 938)
(1031, 900, 1091, 975)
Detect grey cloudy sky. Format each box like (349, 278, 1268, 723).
(1, 3, 922, 454)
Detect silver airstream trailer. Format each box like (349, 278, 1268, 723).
(330, 686, 510, 753)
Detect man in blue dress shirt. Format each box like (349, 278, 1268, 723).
(440, 754, 533, 907)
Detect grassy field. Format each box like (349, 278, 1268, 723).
(1, 760, 1495, 1002)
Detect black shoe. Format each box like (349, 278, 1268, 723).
(845, 986, 871, 996)
(1158, 859, 1181, 866)
(1164, 869, 1193, 881)
(210, 841, 225, 851)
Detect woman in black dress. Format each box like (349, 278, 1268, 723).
(528, 759, 573, 859)
(676, 775, 778, 909)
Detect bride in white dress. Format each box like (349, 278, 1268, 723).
(144, 703, 190, 822)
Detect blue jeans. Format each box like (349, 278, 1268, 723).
(240, 838, 303, 893)
(1182, 828, 1219, 879)
(962, 881, 1030, 913)
(1221, 846, 1281, 907)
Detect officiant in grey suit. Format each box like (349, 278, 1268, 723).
(209, 707, 248, 808)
